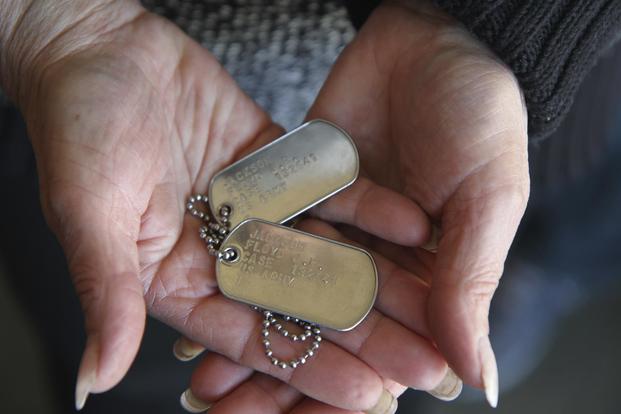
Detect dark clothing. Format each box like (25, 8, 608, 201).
(345, 0, 621, 141)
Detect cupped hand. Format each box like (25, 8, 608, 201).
(179, 218, 465, 414)
(11, 1, 451, 411)
(307, 0, 530, 406)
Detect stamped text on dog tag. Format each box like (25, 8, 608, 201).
(209, 120, 359, 229)
(215, 219, 377, 331)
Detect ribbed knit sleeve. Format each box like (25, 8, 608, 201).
(344, 0, 621, 140)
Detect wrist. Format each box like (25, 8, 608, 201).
(0, 0, 144, 110)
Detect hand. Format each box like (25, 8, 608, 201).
(177, 219, 462, 414)
(307, 0, 530, 406)
(187, 0, 529, 409)
(3, 1, 451, 410)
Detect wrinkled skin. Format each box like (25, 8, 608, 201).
(16, 1, 457, 412)
(310, 0, 529, 388)
(10, 0, 529, 412)
(185, 1, 529, 412)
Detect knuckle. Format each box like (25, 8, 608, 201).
(71, 265, 103, 319)
(462, 266, 501, 308)
(237, 329, 257, 367)
(488, 179, 530, 224)
(41, 181, 93, 237)
(340, 379, 380, 411)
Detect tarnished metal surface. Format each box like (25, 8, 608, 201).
(209, 120, 358, 228)
(216, 219, 377, 331)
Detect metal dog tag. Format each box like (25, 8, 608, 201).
(209, 120, 359, 229)
(216, 219, 378, 331)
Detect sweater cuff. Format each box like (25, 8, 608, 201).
(344, 0, 621, 140)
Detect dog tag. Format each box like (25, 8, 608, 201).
(216, 219, 378, 331)
(209, 120, 359, 229)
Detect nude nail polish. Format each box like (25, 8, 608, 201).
(427, 367, 463, 401)
(180, 389, 212, 413)
(422, 224, 440, 252)
(364, 389, 398, 414)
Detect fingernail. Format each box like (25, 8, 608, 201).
(422, 225, 440, 252)
(173, 337, 206, 361)
(479, 336, 499, 408)
(75, 338, 99, 410)
(364, 389, 398, 414)
(180, 389, 212, 413)
(427, 367, 463, 401)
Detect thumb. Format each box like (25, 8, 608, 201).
(45, 192, 145, 410)
(428, 166, 529, 407)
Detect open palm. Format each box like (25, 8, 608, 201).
(309, 0, 530, 402)
(19, 4, 452, 411)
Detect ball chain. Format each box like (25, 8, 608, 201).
(186, 193, 322, 368)
(186, 193, 232, 257)
(255, 308, 321, 369)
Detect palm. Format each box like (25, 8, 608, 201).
(27, 11, 279, 389)
(44, 17, 270, 292)
(309, 1, 529, 389)
(312, 3, 528, 216)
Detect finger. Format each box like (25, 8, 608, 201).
(291, 383, 407, 414)
(337, 224, 436, 284)
(210, 118, 432, 250)
(188, 348, 411, 414)
(156, 220, 447, 408)
(193, 358, 405, 414)
(226, 213, 445, 392)
(297, 220, 432, 339)
(429, 175, 529, 407)
(421, 224, 440, 253)
(291, 387, 401, 414)
(149, 217, 385, 410)
(171, 294, 385, 411)
(292, 399, 365, 414)
(165, 270, 443, 409)
(190, 352, 253, 403)
(191, 214, 447, 392)
(312, 175, 431, 247)
(294, 220, 457, 394)
(180, 352, 254, 412)
(45, 194, 145, 410)
(211, 378, 403, 414)
(208, 373, 303, 414)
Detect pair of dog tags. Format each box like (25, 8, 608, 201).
(206, 120, 378, 332)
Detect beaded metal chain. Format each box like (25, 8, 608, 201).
(186, 193, 322, 369)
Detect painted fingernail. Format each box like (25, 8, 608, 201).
(75, 338, 99, 410)
(422, 224, 440, 252)
(427, 367, 463, 401)
(173, 337, 206, 361)
(180, 389, 212, 413)
(364, 389, 398, 414)
(479, 336, 499, 408)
